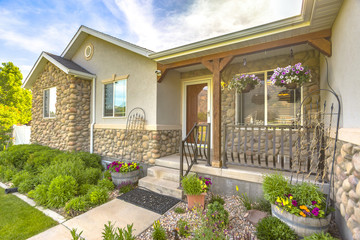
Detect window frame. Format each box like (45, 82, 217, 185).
(43, 87, 57, 119)
(234, 69, 303, 126)
(102, 79, 127, 118)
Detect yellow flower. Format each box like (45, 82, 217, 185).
(236, 185, 239, 192)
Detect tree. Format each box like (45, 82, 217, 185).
(0, 62, 32, 124)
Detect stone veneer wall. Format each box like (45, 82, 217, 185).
(31, 62, 91, 151)
(93, 129, 181, 164)
(326, 141, 360, 239)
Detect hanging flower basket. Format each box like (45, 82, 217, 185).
(228, 74, 262, 93)
(270, 63, 311, 88)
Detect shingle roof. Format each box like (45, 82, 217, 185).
(45, 52, 92, 75)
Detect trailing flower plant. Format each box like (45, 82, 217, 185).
(270, 62, 311, 87)
(228, 73, 262, 93)
(263, 173, 329, 219)
(107, 161, 140, 173)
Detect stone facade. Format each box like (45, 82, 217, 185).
(31, 62, 91, 151)
(93, 129, 181, 164)
(327, 141, 360, 239)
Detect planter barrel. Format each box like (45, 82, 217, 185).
(186, 193, 206, 209)
(271, 204, 331, 237)
(111, 170, 140, 187)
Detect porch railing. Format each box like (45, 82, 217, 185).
(223, 123, 326, 175)
(180, 123, 211, 184)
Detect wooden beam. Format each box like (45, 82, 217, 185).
(308, 38, 331, 57)
(157, 63, 168, 82)
(219, 56, 234, 71)
(157, 29, 331, 72)
(201, 59, 214, 72)
(212, 58, 222, 167)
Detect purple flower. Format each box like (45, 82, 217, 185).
(292, 200, 298, 207)
(311, 207, 319, 216)
(296, 71, 299, 74)
(115, 167, 120, 172)
(136, 166, 139, 169)
(312, 201, 317, 205)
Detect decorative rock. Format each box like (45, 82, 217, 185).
(342, 192, 349, 206)
(343, 179, 352, 192)
(354, 208, 360, 223)
(148, 158, 156, 164)
(349, 190, 359, 202)
(353, 153, 360, 172)
(346, 199, 356, 216)
(347, 215, 360, 231)
(343, 143, 353, 155)
(349, 175, 359, 188)
(340, 203, 346, 216)
(356, 182, 360, 196)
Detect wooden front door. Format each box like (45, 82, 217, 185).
(186, 83, 209, 134)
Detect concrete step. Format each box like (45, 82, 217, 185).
(147, 166, 180, 183)
(138, 176, 183, 199)
(155, 156, 187, 170)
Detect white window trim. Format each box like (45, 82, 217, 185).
(43, 87, 56, 119)
(234, 69, 303, 126)
(102, 78, 128, 119)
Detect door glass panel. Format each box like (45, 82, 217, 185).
(186, 83, 208, 134)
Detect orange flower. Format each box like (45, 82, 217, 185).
(299, 205, 306, 210)
(300, 211, 306, 217)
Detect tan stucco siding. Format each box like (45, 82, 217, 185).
(156, 70, 181, 127)
(320, 0, 360, 129)
(71, 36, 158, 126)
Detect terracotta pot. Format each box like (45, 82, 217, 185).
(110, 169, 140, 187)
(186, 193, 206, 209)
(285, 83, 297, 89)
(271, 204, 331, 237)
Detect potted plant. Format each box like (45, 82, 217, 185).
(262, 173, 332, 237)
(228, 73, 262, 93)
(270, 62, 311, 89)
(181, 174, 212, 209)
(107, 161, 141, 187)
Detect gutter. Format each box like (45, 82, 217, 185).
(90, 77, 96, 153)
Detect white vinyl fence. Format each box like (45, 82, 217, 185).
(12, 125, 31, 145)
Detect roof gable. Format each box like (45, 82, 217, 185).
(23, 52, 95, 89)
(61, 25, 154, 59)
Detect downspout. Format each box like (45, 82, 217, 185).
(90, 77, 96, 153)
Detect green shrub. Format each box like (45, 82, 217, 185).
(253, 198, 272, 213)
(12, 170, 31, 187)
(73, 152, 102, 170)
(70, 228, 83, 240)
(303, 232, 338, 240)
(79, 184, 95, 196)
(152, 220, 167, 240)
(65, 196, 91, 215)
(291, 182, 325, 207)
(24, 149, 63, 173)
(206, 201, 229, 230)
(47, 175, 78, 208)
(18, 175, 40, 193)
(181, 174, 203, 195)
(97, 178, 115, 191)
(209, 194, 225, 205)
(262, 173, 290, 204)
(28, 184, 48, 205)
(1, 165, 17, 182)
(177, 219, 190, 238)
(87, 186, 108, 205)
(102, 221, 136, 240)
(256, 216, 297, 240)
(83, 168, 102, 185)
(174, 207, 186, 214)
(104, 170, 112, 181)
(118, 182, 136, 194)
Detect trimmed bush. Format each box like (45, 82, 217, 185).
(97, 178, 115, 191)
(12, 170, 31, 187)
(87, 186, 108, 205)
(79, 184, 94, 196)
(83, 168, 102, 185)
(24, 149, 63, 174)
(28, 184, 48, 205)
(47, 175, 78, 208)
(72, 152, 102, 170)
(256, 216, 297, 240)
(18, 176, 40, 193)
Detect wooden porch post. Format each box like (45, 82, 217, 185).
(202, 56, 233, 167)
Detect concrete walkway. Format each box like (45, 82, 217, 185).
(28, 199, 161, 240)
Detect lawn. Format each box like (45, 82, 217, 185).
(0, 187, 58, 240)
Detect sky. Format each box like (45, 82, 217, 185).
(0, 0, 302, 80)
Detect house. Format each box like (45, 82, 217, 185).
(23, 0, 360, 239)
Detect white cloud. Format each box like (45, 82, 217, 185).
(111, 0, 302, 51)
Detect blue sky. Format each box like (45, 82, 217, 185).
(0, 0, 302, 79)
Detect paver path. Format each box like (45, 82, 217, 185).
(28, 199, 161, 240)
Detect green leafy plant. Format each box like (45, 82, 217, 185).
(152, 220, 167, 240)
(65, 196, 91, 216)
(181, 174, 212, 195)
(104, 170, 112, 181)
(206, 201, 229, 230)
(291, 182, 325, 207)
(28, 184, 48, 205)
(177, 219, 191, 238)
(101, 221, 136, 240)
(256, 216, 297, 240)
(262, 173, 290, 204)
(193, 207, 227, 240)
(303, 232, 338, 240)
(70, 228, 84, 240)
(228, 73, 262, 93)
(270, 62, 312, 87)
(253, 198, 272, 213)
(117, 181, 136, 194)
(209, 194, 225, 205)
(47, 175, 78, 208)
(24, 149, 62, 174)
(18, 175, 40, 193)
(98, 178, 115, 191)
(11, 170, 31, 187)
(87, 186, 108, 205)
(174, 207, 186, 214)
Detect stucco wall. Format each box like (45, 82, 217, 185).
(156, 69, 182, 126)
(31, 62, 91, 151)
(71, 36, 158, 127)
(320, 0, 360, 129)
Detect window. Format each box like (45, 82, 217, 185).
(104, 80, 126, 117)
(236, 71, 301, 125)
(43, 87, 56, 118)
